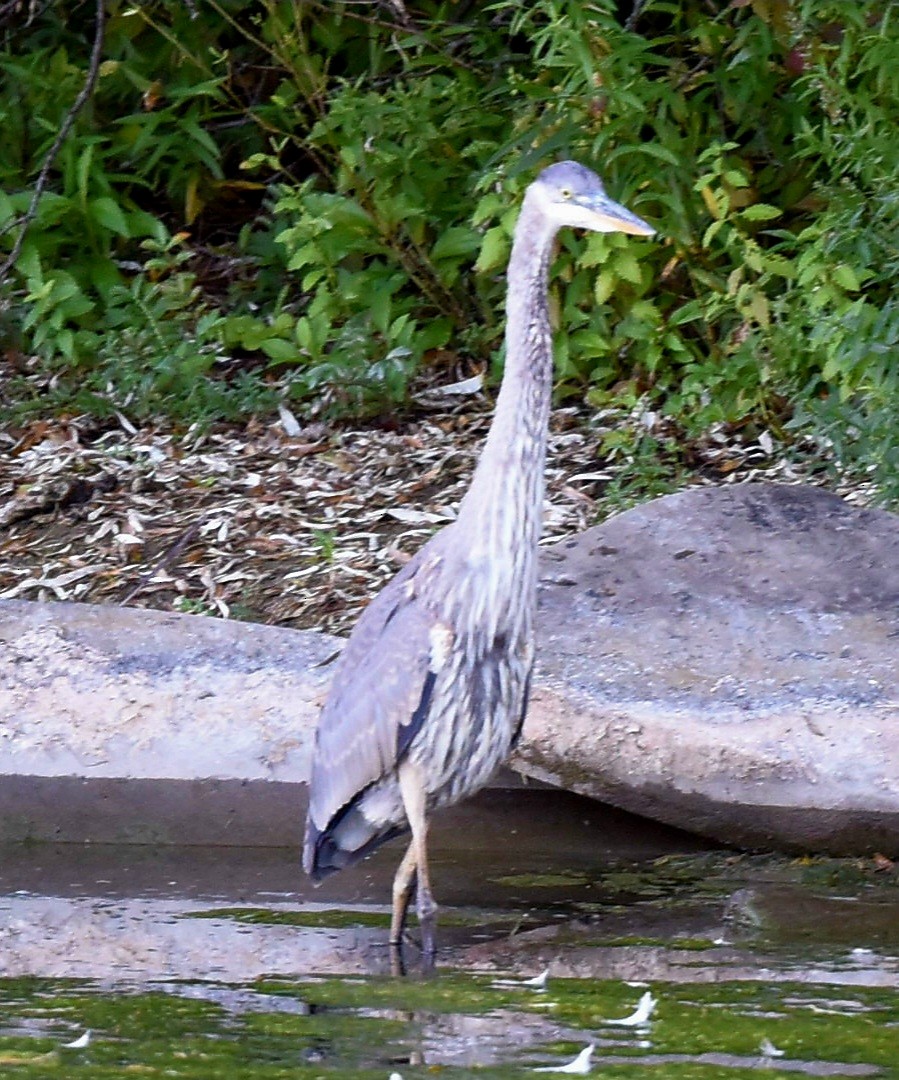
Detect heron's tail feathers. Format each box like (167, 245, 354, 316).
(303, 799, 406, 881)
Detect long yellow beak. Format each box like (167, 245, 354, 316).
(582, 191, 655, 237)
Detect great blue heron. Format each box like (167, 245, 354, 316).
(303, 161, 654, 961)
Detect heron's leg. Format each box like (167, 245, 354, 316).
(389, 838, 418, 945)
(398, 761, 437, 962)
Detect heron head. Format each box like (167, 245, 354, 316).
(531, 161, 655, 237)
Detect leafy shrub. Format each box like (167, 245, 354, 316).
(0, 0, 896, 501)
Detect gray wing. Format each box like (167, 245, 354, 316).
(303, 541, 451, 875)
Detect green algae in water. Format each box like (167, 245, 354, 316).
(598, 851, 899, 902)
(594, 935, 720, 951)
(257, 971, 528, 1015)
(1, 971, 896, 1079)
(184, 905, 522, 930)
(491, 870, 593, 888)
(491, 853, 778, 906)
(534, 978, 899, 1075)
(0, 978, 409, 1078)
(185, 906, 393, 929)
(799, 856, 899, 891)
(254, 972, 899, 1075)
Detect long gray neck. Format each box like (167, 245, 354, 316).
(457, 194, 558, 562)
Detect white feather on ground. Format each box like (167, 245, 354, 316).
(760, 1037, 785, 1057)
(533, 1043, 594, 1074)
(602, 991, 657, 1027)
(62, 1030, 91, 1049)
(491, 968, 549, 991)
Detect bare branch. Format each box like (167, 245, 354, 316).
(625, 0, 647, 32)
(121, 521, 204, 606)
(0, 0, 106, 282)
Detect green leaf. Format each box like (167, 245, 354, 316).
(760, 253, 795, 278)
(744, 245, 763, 273)
(724, 168, 750, 188)
(747, 291, 770, 328)
(320, 195, 374, 231)
(77, 144, 94, 206)
(285, 242, 319, 272)
(475, 227, 509, 274)
(593, 272, 617, 305)
(417, 316, 453, 352)
(90, 197, 131, 237)
(740, 203, 782, 222)
(0, 189, 15, 226)
(261, 337, 299, 363)
(302, 267, 327, 291)
(668, 300, 703, 326)
(615, 251, 643, 286)
(607, 141, 679, 167)
(832, 264, 861, 291)
(702, 220, 726, 247)
(56, 329, 76, 359)
(431, 226, 480, 260)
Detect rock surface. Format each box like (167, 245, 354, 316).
(0, 601, 333, 782)
(524, 482, 899, 854)
(1, 482, 897, 853)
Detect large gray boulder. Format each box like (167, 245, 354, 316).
(523, 482, 899, 853)
(1, 483, 896, 852)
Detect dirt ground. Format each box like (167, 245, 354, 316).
(0, 388, 870, 637)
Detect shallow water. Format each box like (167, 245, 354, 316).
(1, 788, 897, 1078)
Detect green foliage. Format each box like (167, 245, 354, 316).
(0, 1, 896, 498)
(768, 11, 899, 501)
(594, 426, 689, 512)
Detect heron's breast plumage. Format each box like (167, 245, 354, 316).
(401, 531, 537, 807)
(407, 620, 534, 809)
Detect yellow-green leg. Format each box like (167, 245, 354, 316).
(396, 762, 437, 966)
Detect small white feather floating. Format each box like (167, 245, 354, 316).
(602, 991, 656, 1027)
(63, 1030, 91, 1049)
(533, 1043, 594, 1074)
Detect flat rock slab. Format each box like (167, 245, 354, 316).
(0, 601, 334, 782)
(0, 604, 337, 845)
(1, 482, 897, 853)
(524, 482, 899, 853)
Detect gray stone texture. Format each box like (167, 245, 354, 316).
(1, 483, 896, 853)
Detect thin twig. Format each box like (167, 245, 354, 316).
(625, 0, 647, 32)
(0, 0, 23, 28)
(121, 520, 204, 606)
(0, 0, 106, 281)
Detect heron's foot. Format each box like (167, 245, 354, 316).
(388, 937, 408, 977)
(417, 887, 438, 967)
(388, 926, 435, 976)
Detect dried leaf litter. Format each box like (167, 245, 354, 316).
(0, 397, 870, 637)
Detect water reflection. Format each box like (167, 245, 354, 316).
(0, 787, 896, 1076)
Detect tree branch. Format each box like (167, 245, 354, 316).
(0, 0, 106, 283)
(625, 0, 647, 32)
